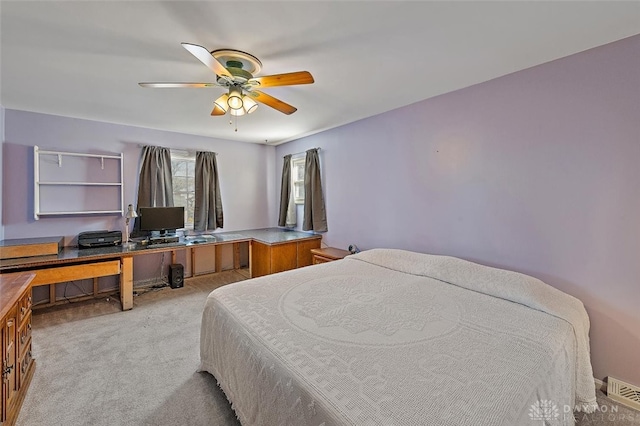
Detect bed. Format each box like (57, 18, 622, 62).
(199, 249, 597, 426)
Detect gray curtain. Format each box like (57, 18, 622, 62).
(303, 148, 327, 232)
(194, 151, 223, 231)
(278, 155, 296, 227)
(134, 146, 174, 232)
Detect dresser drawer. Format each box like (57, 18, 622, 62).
(18, 290, 32, 324)
(18, 311, 32, 358)
(313, 255, 333, 264)
(18, 341, 34, 388)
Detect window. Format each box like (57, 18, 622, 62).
(292, 157, 305, 204)
(171, 152, 195, 229)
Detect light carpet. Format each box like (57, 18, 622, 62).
(17, 271, 244, 426)
(16, 271, 639, 426)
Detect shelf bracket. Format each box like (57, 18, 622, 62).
(57, 154, 62, 167)
(101, 157, 104, 170)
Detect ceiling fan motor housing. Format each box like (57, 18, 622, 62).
(212, 49, 262, 82)
(224, 66, 253, 83)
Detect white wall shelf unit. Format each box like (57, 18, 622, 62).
(34, 146, 124, 220)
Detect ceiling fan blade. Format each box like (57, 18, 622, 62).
(249, 90, 297, 115)
(210, 104, 226, 116)
(139, 82, 219, 88)
(248, 71, 314, 88)
(181, 42, 232, 79)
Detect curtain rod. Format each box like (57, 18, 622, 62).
(136, 144, 217, 155)
(286, 147, 321, 158)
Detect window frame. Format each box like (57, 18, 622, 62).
(292, 156, 305, 205)
(170, 151, 196, 230)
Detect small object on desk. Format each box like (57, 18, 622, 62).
(78, 230, 122, 249)
(185, 235, 208, 244)
(311, 247, 351, 264)
(146, 242, 179, 248)
(132, 238, 148, 247)
(149, 235, 180, 245)
(123, 204, 138, 249)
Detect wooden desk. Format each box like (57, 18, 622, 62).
(0, 247, 133, 310)
(0, 229, 321, 311)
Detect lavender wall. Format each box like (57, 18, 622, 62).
(4, 109, 276, 239)
(0, 106, 4, 240)
(3, 110, 276, 289)
(276, 35, 640, 386)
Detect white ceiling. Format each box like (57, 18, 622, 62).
(1, 1, 639, 145)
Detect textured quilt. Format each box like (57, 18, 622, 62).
(200, 249, 596, 426)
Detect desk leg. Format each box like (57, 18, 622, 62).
(233, 243, 241, 270)
(190, 247, 196, 278)
(249, 240, 253, 278)
(120, 256, 134, 311)
(215, 245, 223, 273)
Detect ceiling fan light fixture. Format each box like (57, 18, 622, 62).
(242, 95, 258, 114)
(229, 107, 245, 116)
(214, 93, 229, 113)
(228, 87, 243, 110)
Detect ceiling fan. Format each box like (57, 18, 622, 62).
(139, 43, 314, 117)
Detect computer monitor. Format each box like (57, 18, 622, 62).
(139, 207, 184, 236)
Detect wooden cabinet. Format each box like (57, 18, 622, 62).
(311, 247, 351, 264)
(251, 237, 321, 278)
(0, 236, 63, 261)
(297, 240, 320, 268)
(1, 273, 35, 426)
(1, 307, 16, 424)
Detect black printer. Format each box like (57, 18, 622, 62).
(78, 230, 122, 248)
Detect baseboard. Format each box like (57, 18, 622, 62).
(594, 377, 607, 393)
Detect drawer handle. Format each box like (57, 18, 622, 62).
(2, 359, 13, 381)
(20, 351, 32, 375)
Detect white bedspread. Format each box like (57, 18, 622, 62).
(200, 249, 597, 426)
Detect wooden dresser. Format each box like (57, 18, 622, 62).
(1, 273, 35, 426)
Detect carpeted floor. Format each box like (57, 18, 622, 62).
(16, 271, 640, 425)
(17, 271, 244, 426)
